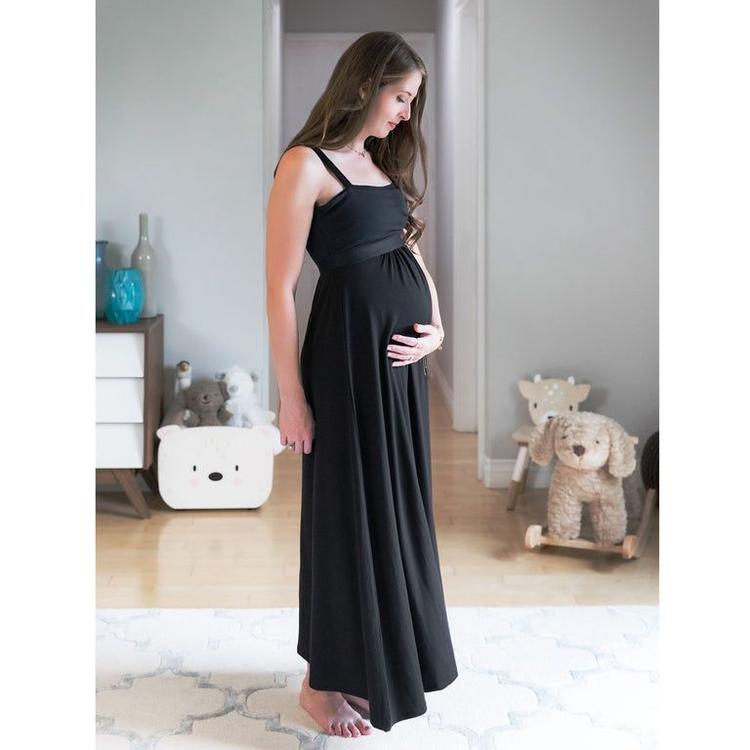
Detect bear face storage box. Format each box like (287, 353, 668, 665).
(155, 425, 276, 510)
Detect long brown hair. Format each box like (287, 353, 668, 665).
(274, 31, 428, 249)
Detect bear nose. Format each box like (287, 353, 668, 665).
(208, 472, 223, 481)
(572, 444, 585, 456)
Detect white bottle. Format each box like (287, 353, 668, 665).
(131, 212, 157, 317)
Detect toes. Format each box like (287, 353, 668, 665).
(341, 723, 352, 738)
(355, 718, 371, 734)
(348, 722, 361, 737)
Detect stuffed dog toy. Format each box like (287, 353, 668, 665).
(529, 411, 637, 545)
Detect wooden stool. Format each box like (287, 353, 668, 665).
(506, 424, 534, 510)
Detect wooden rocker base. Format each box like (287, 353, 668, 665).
(524, 488, 657, 560)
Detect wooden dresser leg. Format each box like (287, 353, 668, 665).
(112, 469, 152, 519)
(140, 465, 162, 503)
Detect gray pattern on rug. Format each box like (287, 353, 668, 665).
(96, 606, 658, 748)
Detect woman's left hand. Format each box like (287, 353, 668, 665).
(387, 322, 444, 367)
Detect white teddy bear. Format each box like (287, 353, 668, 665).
(215, 366, 286, 455)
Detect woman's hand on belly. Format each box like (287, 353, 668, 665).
(387, 322, 444, 367)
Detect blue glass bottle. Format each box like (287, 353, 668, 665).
(105, 268, 144, 324)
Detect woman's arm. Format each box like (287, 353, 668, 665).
(388, 238, 445, 366)
(265, 146, 320, 453)
(409, 241, 444, 350)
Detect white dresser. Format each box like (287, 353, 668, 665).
(95, 315, 164, 518)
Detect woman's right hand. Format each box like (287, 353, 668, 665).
(279, 392, 315, 454)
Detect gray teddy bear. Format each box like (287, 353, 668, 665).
(160, 369, 228, 428)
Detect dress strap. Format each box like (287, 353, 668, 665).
(311, 146, 352, 188)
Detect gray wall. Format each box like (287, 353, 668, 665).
(283, 0, 436, 32)
(96, 0, 265, 409)
(433, 0, 455, 390)
(485, 0, 659, 459)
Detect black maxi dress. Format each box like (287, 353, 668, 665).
(297, 146, 458, 732)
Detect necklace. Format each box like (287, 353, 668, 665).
(343, 143, 367, 158)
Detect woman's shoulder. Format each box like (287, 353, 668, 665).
(275, 144, 321, 178)
(273, 145, 327, 202)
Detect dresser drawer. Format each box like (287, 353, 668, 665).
(96, 333, 145, 377)
(96, 378, 144, 423)
(96, 423, 144, 468)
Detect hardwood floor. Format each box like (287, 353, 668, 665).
(96, 385, 659, 608)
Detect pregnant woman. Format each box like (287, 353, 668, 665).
(265, 31, 458, 737)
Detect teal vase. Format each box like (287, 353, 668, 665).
(105, 268, 144, 324)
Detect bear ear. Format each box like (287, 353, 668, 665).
(529, 415, 560, 465)
(605, 418, 637, 478)
(156, 425, 182, 441)
(253, 424, 275, 441)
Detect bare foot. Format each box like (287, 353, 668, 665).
(342, 693, 370, 719)
(299, 668, 373, 737)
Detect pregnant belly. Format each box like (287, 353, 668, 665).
(301, 244, 431, 420)
(331, 245, 432, 333)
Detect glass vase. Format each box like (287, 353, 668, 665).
(105, 268, 144, 324)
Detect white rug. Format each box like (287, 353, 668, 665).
(96, 606, 658, 749)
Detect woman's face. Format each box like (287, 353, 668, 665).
(369, 71, 422, 138)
